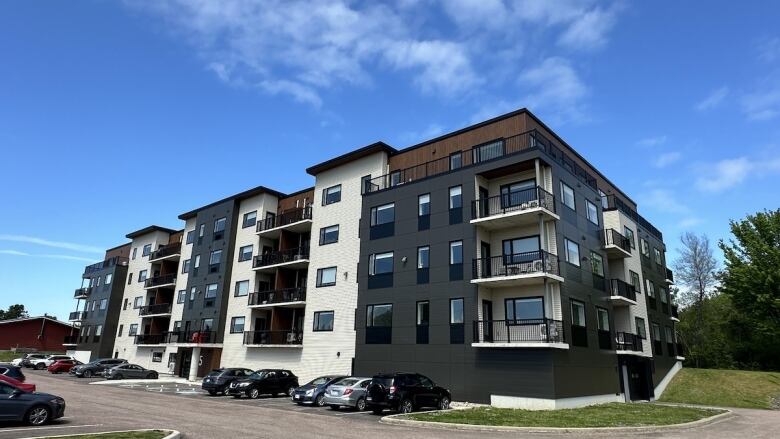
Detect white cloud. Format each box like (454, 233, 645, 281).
(654, 151, 682, 168)
(557, 5, 620, 50)
(695, 86, 729, 111)
(640, 189, 691, 215)
(519, 57, 588, 123)
(398, 123, 445, 144)
(0, 249, 29, 256)
(636, 135, 667, 147)
(756, 37, 780, 63)
(0, 235, 104, 254)
(694, 156, 780, 192)
(0, 249, 96, 263)
(678, 217, 703, 228)
(741, 84, 780, 121)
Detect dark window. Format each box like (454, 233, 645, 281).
(238, 245, 253, 262)
(209, 249, 222, 268)
(128, 324, 138, 336)
(182, 259, 191, 274)
(416, 301, 429, 344)
(366, 304, 393, 343)
(152, 352, 163, 363)
(319, 225, 339, 245)
(570, 299, 588, 347)
(624, 226, 635, 249)
(417, 246, 430, 268)
(131, 247, 137, 260)
(449, 152, 462, 170)
(360, 174, 372, 194)
(230, 317, 245, 333)
(502, 235, 540, 263)
(500, 179, 535, 208)
(586, 200, 599, 225)
(323, 185, 342, 205)
(564, 238, 580, 266)
(316, 267, 337, 287)
(117, 324, 123, 337)
(214, 217, 226, 233)
(472, 139, 503, 162)
(186, 230, 195, 244)
(418, 194, 430, 216)
(450, 298, 464, 344)
(449, 186, 462, 209)
(560, 181, 575, 210)
(138, 270, 147, 282)
(449, 241, 463, 264)
(242, 211, 257, 228)
(234, 280, 249, 297)
(205, 284, 217, 307)
(370, 203, 395, 225)
(142, 244, 151, 257)
(127, 273, 133, 285)
(313, 311, 334, 332)
(177, 290, 186, 304)
(369, 252, 393, 275)
(505, 297, 544, 320)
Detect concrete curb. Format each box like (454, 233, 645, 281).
(379, 408, 733, 434)
(90, 378, 199, 385)
(19, 429, 180, 439)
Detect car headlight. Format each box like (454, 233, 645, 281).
(239, 382, 250, 387)
(50, 398, 64, 404)
(305, 389, 314, 396)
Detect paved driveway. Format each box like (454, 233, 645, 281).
(1, 370, 778, 439)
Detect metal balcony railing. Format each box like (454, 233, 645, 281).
(472, 250, 559, 280)
(602, 195, 663, 241)
(257, 206, 313, 232)
(609, 279, 637, 302)
(473, 319, 565, 344)
(139, 303, 172, 316)
(68, 311, 87, 321)
(253, 246, 310, 268)
(602, 228, 632, 253)
(243, 330, 303, 345)
(83, 256, 129, 275)
(149, 242, 182, 260)
(134, 334, 167, 345)
(165, 330, 217, 344)
(471, 186, 556, 220)
(74, 287, 92, 298)
(144, 273, 177, 288)
(248, 287, 306, 306)
(615, 332, 643, 352)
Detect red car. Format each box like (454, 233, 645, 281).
(0, 373, 36, 392)
(48, 359, 82, 374)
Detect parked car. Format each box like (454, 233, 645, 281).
(47, 359, 82, 374)
(292, 375, 348, 406)
(17, 354, 48, 368)
(323, 377, 372, 411)
(366, 373, 451, 414)
(0, 364, 27, 382)
(0, 374, 36, 393)
(0, 381, 65, 425)
(11, 354, 46, 367)
(70, 358, 126, 378)
(29, 355, 75, 371)
(104, 364, 158, 380)
(201, 368, 254, 396)
(227, 369, 298, 399)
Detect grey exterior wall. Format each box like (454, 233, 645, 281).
(76, 263, 128, 360)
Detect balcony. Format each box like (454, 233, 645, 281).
(134, 334, 167, 346)
(144, 273, 177, 289)
(74, 287, 92, 299)
(68, 311, 87, 322)
(615, 332, 644, 354)
(601, 228, 632, 258)
(608, 279, 637, 305)
(83, 256, 129, 277)
(602, 194, 663, 241)
(149, 242, 182, 262)
(472, 319, 568, 349)
(671, 305, 680, 322)
(470, 186, 558, 230)
(243, 330, 303, 347)
(165, 330, 218, 345)
(471, 251, 562, 287)
(63, 335, 78, 346)
(252, 246, 310, 272)
(248, 287, 306, 308)
(139, 303, 172, 317)
(256, 207, 313, 238)
(666, 268, 674, 284)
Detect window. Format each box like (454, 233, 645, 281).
(505, 297, 544, 320)
(96, 276, 102, 287)
(142, 244, 151, 257)
(635, 317, 647, 338)
(177, 290, 186, 304)
(449, 186, 462, 209)
(590, 251, 604, 276)
(127, 273, 133, 285)
(560, 182, 575, 210)
(242, 211, 257, 228)
(201, 319, 214, 331)
(665, 326, 673, 343)
(230, 317, 245, 333)
(360, 174, 372, 194)
(654, 247, 663, 265)
(152, 352, 163, 363)
(313, 311, 334, 331)
(128, 324, 138, 336)
(449, 152, 462, 170)
(646, 279, 656, 297)
(450, 298, 464, 324)
(502, 236, 540, 263)
(234, 280, 249, 297)
(652, 323, 661, 341)
(473, 139, 503, 162)
(117, 324, 123, 337)
(319, 225, 339, 245)
(641, 238, 650, 257)
(564, 238, 580, 266)
(323, 184, 341, 205)
(123, 298, 128, 310)
(599, 189, 608, 209)
(238, 245, 253, 262)
(370, 203, 395, 226)
(209, 249, 222, 266)
(134, 296, 143, 308)
(416, 301, 429, 326)
(596, 308, 610, 331)
(186, 230, 195, 244)
(205, 284, 218, 299)
(99, 298, 107, 310)
(199, 224, 205, 237)
(316, 267, 337, 287)
(105, 273, 112, 285)
(418, 194, 430, 216)
(194, 254, 200, 268)
(92, 300, 98, 311)
(95, 325, 103, 336)
(189, 287, 196, 301)
(450, 241, 463, 265)
(131, 247, 137, 260)
(630, 271, 641, 293)
(138, 270, 148, 282)
(214, 217, 226, 233)
(586, 200, 599, 225)
(369, 252, 394, 275)
(366, 304, 392, 327)
(182, 259, 191, 274)
(660, 287, 668, 303)
(417, 246, 430, 269)
(571, 300, 586, 327)
(624, 226, 635, 249)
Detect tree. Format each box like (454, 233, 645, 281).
(673, 232, 719, 367)
(719, 209, 780, 370)
(0, 304, 28, 320)
(677, 294, 736, 369)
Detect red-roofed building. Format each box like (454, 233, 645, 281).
(0, 316, 74, 352)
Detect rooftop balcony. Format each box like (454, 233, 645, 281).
(252, 246, 310, 272)
(248, 287, 306, 308)
(74, 287, 92, 299)
(256, 206, 313, 239)
(134, 334, 167, 346)
(149, 242, 182, 262)
(139, 303, 172, 317)
(143, 273, 177, 289)
(608, 279, 637, 305)
(602, 195, 663, 241)
(601, 228, 632, 258)
(68, 311, 87, 322)
(472, 319, 568, 349)
(471, 250, 562, 287)
(666, 268, 674, 284)
(470, 186, 558, 230)
(243, 330, 303, 347)
(83, 256, 129, 277)
(615, 332, 644, 354)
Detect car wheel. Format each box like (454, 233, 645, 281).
(438, 396, 450, 410)
(221, 387, 228, 396)
(146, 373, 157, 379)
(399, 399, 414, 414)
(114, 374, 123, 380)
(249, 388, 260, 399)
(315, 393, 326, 407)
(355, 397, 366, 411)
(35, 363, 46, 370)
(83, 370, 93, 378)
(329, 405, 340, 410)
(287, 386, 295, 397)
(26, 406, 51, 426)
(208, 390, 217, 396)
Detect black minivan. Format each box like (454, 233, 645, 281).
(366, 373, 451, 414)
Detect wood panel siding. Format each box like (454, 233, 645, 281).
(277, 189, 314, 213)
(105, 243, 131, 260)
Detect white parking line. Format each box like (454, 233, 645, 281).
(0, 424, 103, 433)
(334, 411, 373, 416)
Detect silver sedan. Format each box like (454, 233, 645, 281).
(322, 377, 372, 411)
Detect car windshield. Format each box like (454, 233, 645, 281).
(248, 371, 268, 379)
(307, 377, 330, 386)
(373, 377, 394, 387)
(335, 378, 360, 387)
(206, 369, 223, 377)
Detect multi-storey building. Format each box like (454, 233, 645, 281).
(63, 108, 681, 408)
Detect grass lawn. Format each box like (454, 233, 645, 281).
(660, 368, 780, 409)
(39, 430, 169, 439)
(407, 403, 723, 428)
(0, 351, 18, 362)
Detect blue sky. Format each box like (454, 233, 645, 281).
(1, 1, 779, 320)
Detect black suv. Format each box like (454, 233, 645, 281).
(70, 358, 126, 378)
(202, 368, 254, 396)
(226, 369, 299, 399)
(366, 373, 451, 414)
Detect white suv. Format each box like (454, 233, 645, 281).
(31, 355, 75, 370)
(11, 353, 47, 367)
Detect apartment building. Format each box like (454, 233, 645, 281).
(64, 108, 681, 408)
(64, 244, 130, 362)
